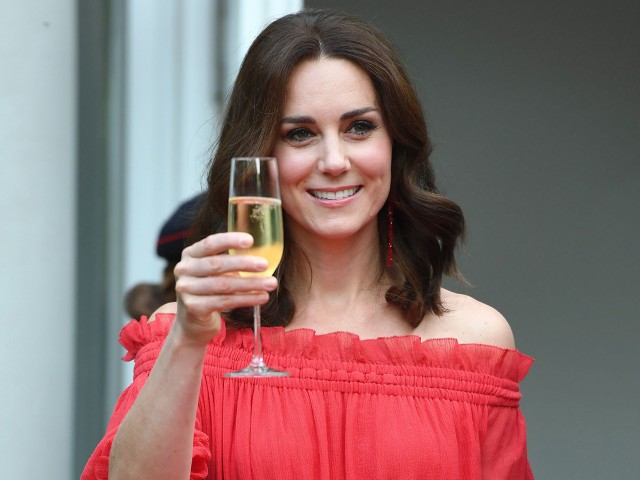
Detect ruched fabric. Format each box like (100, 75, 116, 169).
(82, 314, 534, 479)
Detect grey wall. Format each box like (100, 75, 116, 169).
(307, 1, 639, 478)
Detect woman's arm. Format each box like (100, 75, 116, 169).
(107, 233, 277, 479)
(108, 313, 208, 479)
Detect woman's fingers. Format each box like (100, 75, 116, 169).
(175, 253, 268, 278)
(183, 232, 252, 259)
(173, 232, 278, 325)
(179, 291, 271, 319)
(177, 232, 270, 277)
(176, 273, 277, 296)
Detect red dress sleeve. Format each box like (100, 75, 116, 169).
(478, 347, 534, 479)
(481, 406, 533, 479)
(80, 316, 212, 479)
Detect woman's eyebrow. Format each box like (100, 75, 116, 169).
(281, 115, 315, 124)
(340, 107, 377, 120)
(281, 107, 378, 124)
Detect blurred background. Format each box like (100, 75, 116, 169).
(1, 0, 638, 478)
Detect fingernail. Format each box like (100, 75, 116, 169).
(264, 277, 278, 290)
(239, 235, 253, 247)
(256, 258, 268, 270)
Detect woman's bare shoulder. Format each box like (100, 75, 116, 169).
(438, 289, 516, 349)
(147, 302, 178, 323)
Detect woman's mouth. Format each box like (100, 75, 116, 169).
(308, 186, 361, 200)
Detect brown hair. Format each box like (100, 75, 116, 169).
(192, 9, 465, 328)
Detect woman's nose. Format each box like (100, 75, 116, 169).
(317, 135, 350, 175)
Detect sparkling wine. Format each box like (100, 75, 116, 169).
(228, 196, 284, 277)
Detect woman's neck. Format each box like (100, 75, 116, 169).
(284, 226, 411, 338)
(288, 223, 383, 294)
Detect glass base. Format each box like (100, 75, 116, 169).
(225, 364, 290, 378)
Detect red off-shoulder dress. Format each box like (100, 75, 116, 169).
(82, 313, 534, 479)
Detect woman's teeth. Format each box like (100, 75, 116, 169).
(310, 187, 360, 200)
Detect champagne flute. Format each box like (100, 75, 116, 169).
(225, 157, 289, 377)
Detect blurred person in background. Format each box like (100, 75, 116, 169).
(123, 193, 205, 319)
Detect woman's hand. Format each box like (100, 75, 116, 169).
(172, 232, 278, 345)
(109, 233, 274, 479)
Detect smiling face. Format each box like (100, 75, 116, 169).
(272, 57, 393, 244)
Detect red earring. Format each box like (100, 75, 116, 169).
(386, 203, 394, 267)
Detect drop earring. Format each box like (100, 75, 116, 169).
(386, 203, 394, 267)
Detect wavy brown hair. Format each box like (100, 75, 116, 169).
(191, 9, 465, 328)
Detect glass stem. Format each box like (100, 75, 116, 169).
(251, 305, 265, 368)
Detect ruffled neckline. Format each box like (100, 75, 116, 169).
(120, 313, 534, 383)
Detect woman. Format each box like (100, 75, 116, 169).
(83, 9, 533, 479)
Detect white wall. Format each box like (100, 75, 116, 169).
(0, 1, 76, 478)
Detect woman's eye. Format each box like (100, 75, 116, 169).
(348, 120, 375, 136)
(285, 128, 314, 143)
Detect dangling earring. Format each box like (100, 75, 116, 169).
(386, 203, 394, 267)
